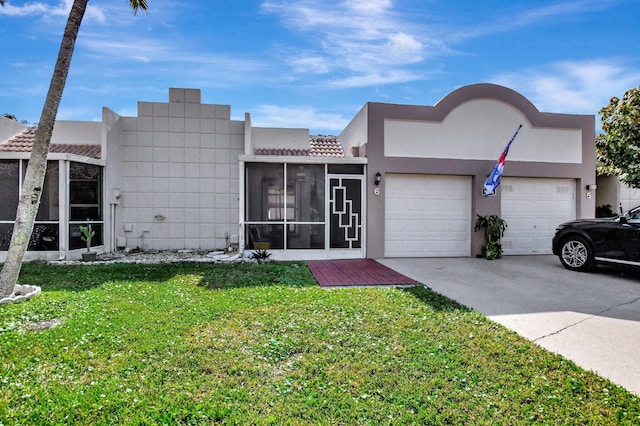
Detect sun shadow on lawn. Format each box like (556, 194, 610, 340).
(401, 284, 473, 313)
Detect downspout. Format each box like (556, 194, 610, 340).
(57, 159, 68, 261)
(110, 203, 117, 252)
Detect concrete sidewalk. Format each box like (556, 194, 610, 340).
(379, 255, 640, 395)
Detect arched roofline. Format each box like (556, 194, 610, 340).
(433, 83, 566, 128)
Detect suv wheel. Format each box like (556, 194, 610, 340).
(559, 236, 593, 272)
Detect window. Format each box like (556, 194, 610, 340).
(69, 162, 103, 250)
(327, 164, 364, 174)
(245, 163, 325, 250)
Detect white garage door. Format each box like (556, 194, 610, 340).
(385, 174, 471, 257)
(501, 178, 576, 255)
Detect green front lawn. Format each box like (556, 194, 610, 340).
(1, 262, 638, 425)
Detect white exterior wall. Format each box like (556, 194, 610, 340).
(251, 127, 310, 150)
(339, 104, 369, 155)
(0, 116, 27, 141)
(51, 121, 102, 145)
(114, 88, 244, 251)
(620, 183, 640, 213)
(595, 176, 640, 215)
(384, 99, 583, 163)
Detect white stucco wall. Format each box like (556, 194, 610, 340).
(114, 88, 244, 251)
(620, 183, 640, 213)
(0, 116, 27, 141)
(384, 99, 583, 163)
(339, 104, 369, 155)
(51, 121, 102, 145)
(251, 127, 310, 150)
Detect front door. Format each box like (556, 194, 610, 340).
(328, 175, 364, 258)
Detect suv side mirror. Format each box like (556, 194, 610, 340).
(619, 216, 628, 224)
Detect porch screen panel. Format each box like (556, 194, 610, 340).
(0, 160, 19, 250)
(32, 161, 60, 250)
(24, 161, 60, 221)
(244, 163, 326, 250)
(0, 160, 19, 220)
(0, 160, 60, 251)
(286, 164, 325, 249)
(245, 163, 285, 249)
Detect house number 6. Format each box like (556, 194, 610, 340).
(374, 187, 381, 196)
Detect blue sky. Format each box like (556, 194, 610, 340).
(1, 0, 639, 134)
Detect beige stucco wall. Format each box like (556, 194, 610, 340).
(384, 99, 583, 163)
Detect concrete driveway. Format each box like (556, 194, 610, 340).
(379, 255, 640, 395)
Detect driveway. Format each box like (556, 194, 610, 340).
(379, 255, 640, 395)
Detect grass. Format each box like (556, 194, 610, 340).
(0, 261, 638, 425)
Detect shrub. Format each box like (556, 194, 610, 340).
(474, 214, 507, 260)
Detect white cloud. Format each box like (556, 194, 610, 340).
(451, 0, 618, 42)
(289, 55, 332, 74)
(491, 60, 640, 115)
(73, 28, 271, 89)
(252, 104, 350, 133)
(262, 0, 436, 84)
(78, 35, 171, 62)
(385, 32, 423, 63)
(345, 0, 393, 14)
(329, 70, 425, 88)
(513, 0, 612, 26)
(56, 104, 100, 121)
(0, 1, 51, 16)
(114, 107, 139, 118)
(0, 0, 105, 23)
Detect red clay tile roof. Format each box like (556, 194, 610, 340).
(253, 147, 310, 156)
(0, 128, 101, 159)
(310, 135, 344, 157)
(254, 135, 345, 158)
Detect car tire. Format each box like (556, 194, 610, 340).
(558, 236, 594, 272)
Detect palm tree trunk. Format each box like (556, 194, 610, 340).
(0, 0, 88, 297)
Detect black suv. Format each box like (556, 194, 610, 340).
(552, 206, 640, 271)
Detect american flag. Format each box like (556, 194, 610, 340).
(483, 125, 522, 196)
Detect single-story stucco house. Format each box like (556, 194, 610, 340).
(0, 83, 612, 262)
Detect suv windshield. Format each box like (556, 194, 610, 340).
(624, 206, 640, 221)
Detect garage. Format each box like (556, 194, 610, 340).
(501, 177, 576, 255)
(384, 174, 472, 257)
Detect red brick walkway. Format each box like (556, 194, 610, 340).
(307, 259, 420, 287)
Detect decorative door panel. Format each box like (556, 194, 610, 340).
(328, 177, 362, 249)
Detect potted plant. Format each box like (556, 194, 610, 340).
(474, 214, 508, 260)
(79, 224, 97, 261)
(250, 249, 272, 264)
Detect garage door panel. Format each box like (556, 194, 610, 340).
(502, 178, 575, 255)
(385, 174, 471, 257)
